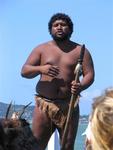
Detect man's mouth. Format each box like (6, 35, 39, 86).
(56, 31, 63, 35)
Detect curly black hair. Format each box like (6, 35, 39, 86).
(48, 13, 73, 37)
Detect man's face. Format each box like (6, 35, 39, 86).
(51, 19, 70, 41)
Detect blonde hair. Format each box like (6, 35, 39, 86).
(105, 88, 113, 98)
(91, 96, 113, 150)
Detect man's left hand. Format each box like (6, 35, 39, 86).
(71, 81, 82, 95)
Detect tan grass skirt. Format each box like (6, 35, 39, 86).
(35, 95, 78, 129)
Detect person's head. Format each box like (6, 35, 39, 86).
(91, 96, 113, 150)
(48, 13, 73, 41)
(105, 88, 113, 98)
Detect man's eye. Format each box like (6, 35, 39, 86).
(53, 24, 58, 27)
(61, 23, 66, 25)
(61, 24, 68, 27)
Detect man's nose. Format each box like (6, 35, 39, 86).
(57, 24, 62, 29)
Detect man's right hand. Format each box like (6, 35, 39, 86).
(41, 64, 60, 77)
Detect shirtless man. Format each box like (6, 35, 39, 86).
(21, 13, 95, 150)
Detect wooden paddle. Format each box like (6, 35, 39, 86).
(61, 44, 85, 150)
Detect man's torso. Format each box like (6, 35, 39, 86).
(36, 41, 81, 100)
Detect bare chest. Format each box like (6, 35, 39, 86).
(40, 49, 79, 67)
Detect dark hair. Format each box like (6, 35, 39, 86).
(48, 13, 73, 36)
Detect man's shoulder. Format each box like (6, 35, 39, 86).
(35, 41, 52, 49)
(32, 41, 51, 53)
(74, 43, 89, 52)
(70, 42, 82, 51)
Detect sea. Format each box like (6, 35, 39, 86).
(74, 123, 88, 150)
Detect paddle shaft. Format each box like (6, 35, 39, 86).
(61, 45, 85, 150)
(61, 67, 80, 150)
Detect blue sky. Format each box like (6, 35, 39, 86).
(0, 0, 113, 115)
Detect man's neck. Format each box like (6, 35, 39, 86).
(56, 39, 70, 45)
(52, 39, 76, 52)
(53, 39, 70, 47)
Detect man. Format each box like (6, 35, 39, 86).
(21, 13, 95, 150)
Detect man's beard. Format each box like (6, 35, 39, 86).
(51, 34, 70, 41)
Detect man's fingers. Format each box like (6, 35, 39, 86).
(48, 66, 60, 77)
(71, 81, 82, 94)
(50, 66, 59, 72)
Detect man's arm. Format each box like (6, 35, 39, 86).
(21, 46, 60, 79)
(71, 49, 95, 94)
(21, 46, 42, 78)
(81, 49, 95, 91)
